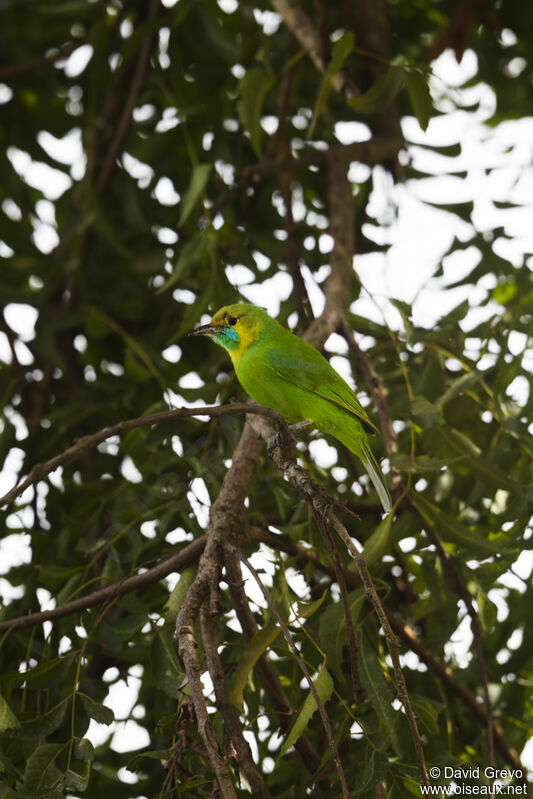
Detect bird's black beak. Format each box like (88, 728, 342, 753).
(188, 323, 223, 337)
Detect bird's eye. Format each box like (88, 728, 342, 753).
(227, 316, 238, 326)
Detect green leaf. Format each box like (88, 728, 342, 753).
(353, 749, 390, 795)
(404, 69, 433, 131)
(157, 229, 215, 294)
(411, 491, 516, 555)
(295, 589, 327, 619)
(126, 750, 169, 774)
(0, 693, 19, 732)
(436, 373, 482, 408)
(23, 743, 66, 793)
(178, 163, 212, 227)
(18, 701, 68, 738)
(318, 588, 366, 679)
(437, 426, 523, 492)
(348, 66, 405, 114)
(308, 31, 354, 138)
(357, 630, 402, 756)
(79, 693, 114, 725)
(64, 762, 91, 792)
(389, 298, 414, 340)
(164, 565, 197, 621)
(228, 626, 281, 711)
(279, 663, 333, 758)
(410, 698, 442, 737)
(20, 655, 74, 690)
(153, 627, 185, 699)
(237, 66, 274, 157)
(74, 738, 95, 762)
(390, 453, 465, 474)
(363, 513, 394, 567)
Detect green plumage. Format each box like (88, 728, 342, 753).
(191, 303, 391, 512)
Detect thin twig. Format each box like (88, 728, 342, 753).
(0, 402, 291, 508)
(256, 527, 523, 775)
(407, 496, 495, 776)
(175, 422, 265, 797)
(389, 617, 526, 782)
(270, 0, 360, 99)
(0, 538, 205, 635)
(0, 41, 81, 80)
(223, 550, 324, 775)
(200, 603, 273, 799)
(313, 513, 361, 699)
(328, 514, 428, 787)
(95, 0, 160, 194)
(231, 547, 351, 799)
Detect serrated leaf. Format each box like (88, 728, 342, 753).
(153, 627, 185, 699)
(64, 762, 91, 792)
(126, 750, 169, 774)
(404, 69, 433, 131)
(318, 589, 365, 679)
(437, 426, 524, 492)
(389, 298, 413, 340)
(409, 395, 442, 417)
(23, 743, 66, 792)
(0, 693, 19, 732)
(79, 693, 114, 725)
(357, 630, 402, 756)
(308, 31, 354, 138)
(411, 491, 515, 555)
(295, 589, 327, 619)
(178, 163, 212, 227)
(74, 737, 95, 762)
(348, 66, 405, 115)
(237, 66, 274, 157)
(436, 373, 482, 408)
(164, 565, 196, 621)
(363, 513, 395, 567)
(353, 749, 390, 795)
(228, 626, 281, 711)
(390, 453, 464, 474)
(18, 700, 68, 738)
(279, 663, 333, 758)
(410, 698, 442, 737)
(20, 655, 74, 690)
(157, 229, 215, 294)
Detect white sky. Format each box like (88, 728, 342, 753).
(1, 38, 532, 776)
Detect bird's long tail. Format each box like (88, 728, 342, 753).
(360, 440, 392, 513)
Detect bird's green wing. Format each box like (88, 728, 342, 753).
(266, 345, 376, 434)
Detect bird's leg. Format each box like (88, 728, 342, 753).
(267, 420, 313, 455)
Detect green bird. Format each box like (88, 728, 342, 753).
(191, 303, 391, 512)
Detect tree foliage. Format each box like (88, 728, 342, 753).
(0, 1, 532, 797)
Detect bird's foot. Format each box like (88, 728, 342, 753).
(267, 432, 283, 455)
(267, 421, 312, 455)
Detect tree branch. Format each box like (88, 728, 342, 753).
(95, 0, 160, 194)
(200, 604, 273, 799)
(246, 413, 429, 787)
(270, 0, 360, 99)
(407, 496, 495, 774)
(0, 538, 205, 634)
(223, 550, 324, 775)
(255, 526, 525, 775)
(175, 422, 264, 796)
(0, 402, 291, 509)
(231, 546, 351, 799)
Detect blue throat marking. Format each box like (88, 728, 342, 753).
(213, 327, 240, 351)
